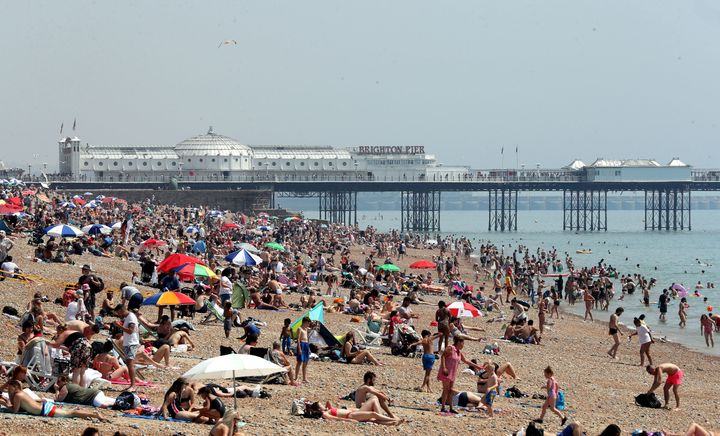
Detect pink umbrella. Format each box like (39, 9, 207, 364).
(447, 301, 481, 318)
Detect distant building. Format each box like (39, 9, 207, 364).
(580, 158, 692, 182)
(58, 127, 470, 182)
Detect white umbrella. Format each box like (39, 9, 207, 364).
(110, 221, 122, 230)
(44, 224, 84, 238)
(182, 354, 285, 408)
(238, 243, 261, 254)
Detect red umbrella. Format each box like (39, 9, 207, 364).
(409, 260, 437, 269)
(157, 253, 205, 273)
(0, 205, 23, 215)
(141, 238, 167, 248)
(21, 190, 36, 196)
(73, 198, 86, 206)
(447, 301, 482, 318)
(101, 197, 115, 204)
(115, 198, 128, 205)
(6, 197, 21, 206)
(222, 222, 241, 230)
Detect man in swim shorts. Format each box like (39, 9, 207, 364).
(294, 317, 311, 384)
(2, 380, 106, 420)
(646, 363, 683, 410)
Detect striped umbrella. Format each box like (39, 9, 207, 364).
(142, 291, 196, 306)
(82, 224, 112, 235)
(173, 263, 217, 281)
(447, 301, 482, 318)
(44, 224, 84, 238)
(185, 226, 200, 235)
(225, 249, 262, 266)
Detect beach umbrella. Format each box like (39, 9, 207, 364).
(157, 253, 205, 273)
(141, 238, 167, 249)
(172, 262, 217, 281)
(143, 291, 195, 306)
(182, 354, 286, 408)
(284, 216, 301, 222)
(0, 205, 23, 215)
(21, 189, 36, 196)
(59, 201, 77, 209)
(110, 221, 122, 230)
(264, 242, 285, 251)
(376, 263, 400, 272)
(83, 192, 93, 196)
(238, 243, 261, 253)
(101, 197, 115, 204)
(269, 216, 279, 221)
(82, 224, 112, 235)
(36, 193, 50, 203)
(409, 260, 437, 269)
(73, 198, 86, 206)
(6, 197, 21, 207)
(95, 195, 106, 200)
(222, 222, 241, 230)
(225, 249, 262, 266)
(44, 224, 83, 238)
(256, 225, 273, 231)
(185, 226, 200, 235)
(12, 211, 33, 219)
(447, 301, 481, 318)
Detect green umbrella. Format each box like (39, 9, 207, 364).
(265, 242, 285, 251)
(269, 216, 279, 221)
(376, 263, 400, 272)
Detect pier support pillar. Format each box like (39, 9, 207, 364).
(488, 189, 517, 231)
(401, 191, 441, 233)
(563, 190, 607, 231)
(644, 188, 691, 230)
(319, 191, 357, 226)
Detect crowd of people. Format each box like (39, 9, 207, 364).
(0, 182, 715, 435)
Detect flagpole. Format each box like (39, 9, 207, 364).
(501, 146, 504, 171)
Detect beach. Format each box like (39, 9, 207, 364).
(1, 238, 719, 435)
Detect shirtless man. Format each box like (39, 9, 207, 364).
(1, 380, 107, 421)
(293, 317, 310, 384)
(517, 320, 541, 344)
(646, 363, 683, 410)
(355, 371, 395, 418)
(607, 307, 624, 359)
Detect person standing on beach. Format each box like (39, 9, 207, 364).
(646, 363, 683, 410)
(607, 307, 624, 359)
(700, 314, 714, 347)
(659, 290, 669, 321)
(537, 297, 547, 335)
(437, 337, 479, 414)
(583, 287, 595, 321)
(435, 301, 451, 354)
(409, 330, 440, 393)
(533, 366, 567, 426)
(294, 317, 311, 384)
(628, 317, 653, 366)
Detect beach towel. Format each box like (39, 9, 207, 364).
(111, 379, 157, 388)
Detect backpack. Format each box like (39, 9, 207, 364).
(555, 390, 565, 410)
(635, 392, 662, 408)
(113, 391, 140, 410)
(2, 306, 18, 317)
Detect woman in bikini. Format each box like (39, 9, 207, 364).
(92, 341, 129, 380)
(305, 400, 404, 426)
(161, 377, 203, 422)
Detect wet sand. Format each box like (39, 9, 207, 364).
(1, 239, 719, 435)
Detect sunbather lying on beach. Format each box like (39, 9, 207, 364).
(1, 380, 107, 421)
(304, 400, 404, 426)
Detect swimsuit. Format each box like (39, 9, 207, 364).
(422, 353, 436, 370)
(329, 407, 338, 417)
(296, 342, 310, 363)
(483, 390, 497, 406)
(609, 328, 618, 335)
(665, 369, 684, 386)
(41, 399, 57, 417)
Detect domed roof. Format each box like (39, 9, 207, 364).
(174, 127, 252, 157)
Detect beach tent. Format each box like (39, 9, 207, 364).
(289, 302, 342, 348)
(308, 322, 343, 349)
(231, 281, 250, 309)
(290, 302, 324, 336)
(0, 220, 12, 234)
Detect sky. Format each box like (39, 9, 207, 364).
(1, 0, 719, 173)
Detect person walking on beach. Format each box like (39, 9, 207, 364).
(628, 317, 654, 366)
(607, 307, 624, 359)
(700, 314, 714, 347)
(435, 301, 451, 354)
(646, 363, 683, 410)
(533, 366, 567, 426)
(437, 337, 479, 415)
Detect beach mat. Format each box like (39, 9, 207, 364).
(111, 379, 158, 387)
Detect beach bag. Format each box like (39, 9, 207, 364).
(2, 306, 18, 317)
(291, 399, 306, 416)
(555, 390, 565, 410)
(634, 393, 662, 408)
(113, 392, 141, 410)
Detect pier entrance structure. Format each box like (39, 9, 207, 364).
(319, 191, 357, 227)
(563, 189, 608, 231)
(644, 188, 691, 231)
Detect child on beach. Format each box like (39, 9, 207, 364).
(223, 301, 236, 339)
(476, 361, 499, 418)
(280, 318, 292, 355)
(294, 317, 311, 384)
(409, 330, 440, 393)
(534, 366, 567, 426)
(700, 314, 714, 347)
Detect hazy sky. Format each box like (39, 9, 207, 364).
(2, 0, 719, 172)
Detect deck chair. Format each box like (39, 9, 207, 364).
(2, 337, 66, 392)
(236, 347, 285, 385)
(353, 319, 386, 347)
(201, 299, 224, 324)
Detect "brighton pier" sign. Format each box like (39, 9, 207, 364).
(356, 146, 425, 155)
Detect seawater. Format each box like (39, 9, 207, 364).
(306, 209, 720, 356)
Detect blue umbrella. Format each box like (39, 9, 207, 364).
(225, 249, 262, 266)
(44, 224, 84, 238)
(82, 224, 112, 235)
(185, 226, 200, 235)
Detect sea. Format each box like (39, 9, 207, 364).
(304, 209, 720, 356)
